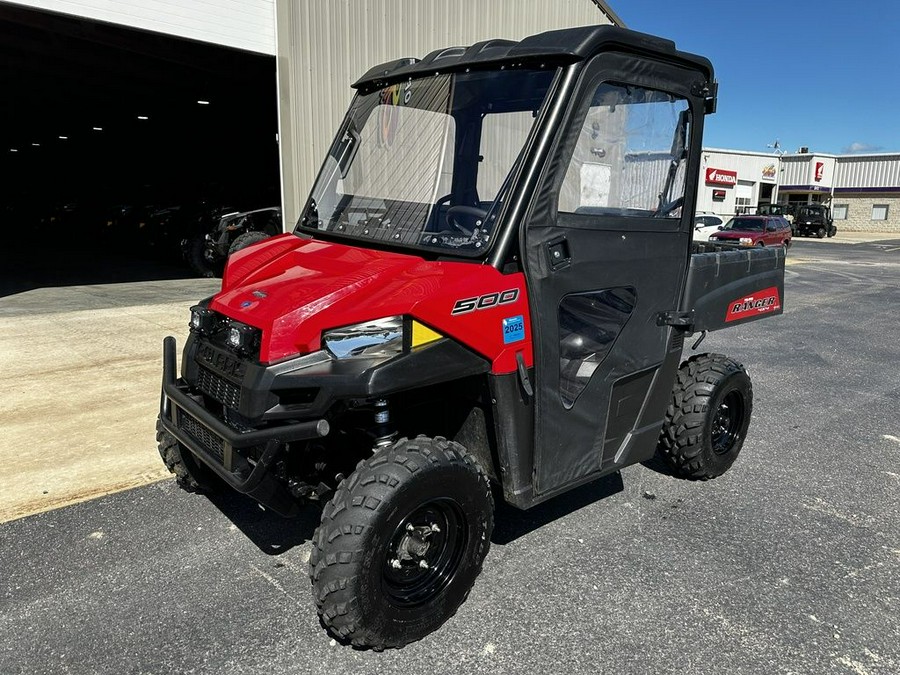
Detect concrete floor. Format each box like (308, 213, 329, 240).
(0, 276, 218, 522)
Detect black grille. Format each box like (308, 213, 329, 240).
(178, 412, 225, 463)
(195, 341, 247, 380)
(197, 366, 242, 409)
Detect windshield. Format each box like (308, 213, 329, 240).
(723, 217, 765, 232)
(297, 67, 556, 256)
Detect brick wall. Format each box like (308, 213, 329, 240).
(831, 194, 900, 233)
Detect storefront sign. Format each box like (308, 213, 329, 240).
(814, 161, 824, 182)
(712, 189, 727, 200)
(706, 167, 738, 186)
(762, 164, 777, 180)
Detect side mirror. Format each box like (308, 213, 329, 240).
(717, 226, 724, 230)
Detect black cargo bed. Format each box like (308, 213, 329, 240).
(681, 242, 785, 332)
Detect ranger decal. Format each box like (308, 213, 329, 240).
(725, 287, 781, 322)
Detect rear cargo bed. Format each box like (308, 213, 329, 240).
(681, 242, 785, 332)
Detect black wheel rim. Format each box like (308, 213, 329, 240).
(382, 498, 467, 608)
(711, 390, 745, 455)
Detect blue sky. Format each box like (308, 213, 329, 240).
(615, 1, 900, 155)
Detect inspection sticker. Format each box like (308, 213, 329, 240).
(502, 315, 525, 344)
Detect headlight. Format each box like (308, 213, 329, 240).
(323, 316, 405, 360)
(225, 321, 261, 354)
(189, 305, 221, 334)
(322, 317, 443, 360)
(739, 237, 753, 245)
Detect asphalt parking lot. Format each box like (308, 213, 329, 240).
(1, 237, 899, 674)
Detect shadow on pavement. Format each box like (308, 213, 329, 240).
(209, 489, 319, 555)
(0, 241, 192, 298)
(491, 472, 624, 546)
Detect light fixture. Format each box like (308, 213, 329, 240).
(31, 143, 40, 147)
(93, 127, 103, 131)
(59, 136, 68, 140)
(137, 115, 149, 120)
(197, 100, 210, 105)
(9, 148, 18, 152)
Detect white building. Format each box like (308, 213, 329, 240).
(700, 148, 900, 233)
(696, 149, 780, 217)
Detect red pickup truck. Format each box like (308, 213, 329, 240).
(708, 215, 792, 248)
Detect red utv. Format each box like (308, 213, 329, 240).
(157, 25, 786, 649)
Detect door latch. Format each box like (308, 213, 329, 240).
(656, 310, 694, 328)
(546, 237, 571, 270)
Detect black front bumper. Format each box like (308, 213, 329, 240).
(159, 336, 329, 516)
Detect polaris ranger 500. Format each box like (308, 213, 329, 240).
(158, 25, 785, 649)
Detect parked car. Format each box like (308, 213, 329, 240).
(793, 204, 836, 238)
(693, 212, 726, 241)
(708, 215, 792, 248)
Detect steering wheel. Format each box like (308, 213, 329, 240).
(654, 196, 684, 218)
(446, 205, 489, 236)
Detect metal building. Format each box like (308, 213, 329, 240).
(768, 152, 900, 233)
(274, 0, 622, 226)
(695, 148, 780, 217)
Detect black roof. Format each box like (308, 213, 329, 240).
(353, 25, 713, 90)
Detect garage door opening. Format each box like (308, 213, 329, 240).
(0, 5, 279, 296)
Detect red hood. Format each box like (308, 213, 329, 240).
(210, 234, 532, 371)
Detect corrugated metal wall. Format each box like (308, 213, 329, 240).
(4, 0, 276, 54)
(836, 155, 900, 188)
(276, 0, 615, 228)
(779, 155, 812, 186)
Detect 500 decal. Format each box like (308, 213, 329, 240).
(451, 289, 519, 315)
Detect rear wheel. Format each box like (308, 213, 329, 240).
(228, 230, 270, 255)
(310, 436, 493, 649)
(156, 416, 220, 492)
(185, 235, 220, 277)
(656, 353, 753, 480)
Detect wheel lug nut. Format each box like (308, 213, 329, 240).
(418, 560, 429, 569)
(430, 523, 441, 533)
(406, 523, 415, 532)
(390, 559, 402, 569)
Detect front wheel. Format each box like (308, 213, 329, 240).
(156, 416, 221, 492)
(310, 436, 493, 649)
(816, 226, 826, 239)
(656, 354, 753, 480)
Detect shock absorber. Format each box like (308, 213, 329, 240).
(371, 398, 397, 449)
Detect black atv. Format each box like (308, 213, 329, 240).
(794, 204, 836, 238)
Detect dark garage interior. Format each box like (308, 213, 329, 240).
(0, 5, 279, 294)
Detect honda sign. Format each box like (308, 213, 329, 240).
(706, 167, 738, 186)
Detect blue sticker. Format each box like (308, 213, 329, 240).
(502, 315, 525, 344)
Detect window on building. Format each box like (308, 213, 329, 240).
(872, 204, 889, 221)
(734, 197, 752, 214)
(833, 204, 849, 220)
